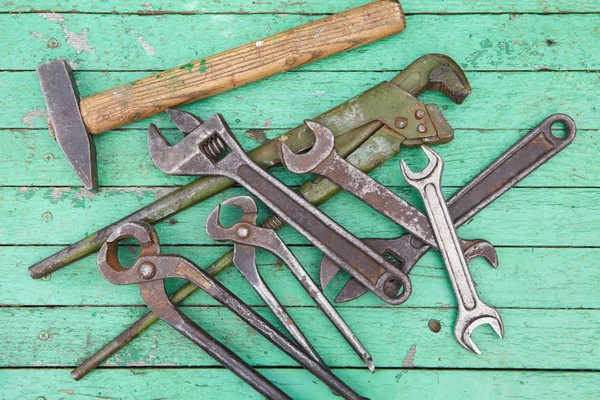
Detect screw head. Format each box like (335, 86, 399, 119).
(417, 124, 428, 134)
(139, 262, 156, 279)
(415, 109, 426, 119)
(236, 225, 251, 239)
(395, 117, 408, 129)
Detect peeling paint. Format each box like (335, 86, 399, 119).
(401, 344, 417, 367)
(21, 107, 49, 128)
(244, 129, 268, 144)
(142, 2, 154, 12)
(131, 30, 156, 56)
(39, 13, 95, 54)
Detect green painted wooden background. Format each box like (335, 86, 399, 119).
(1, 1, 599, 399)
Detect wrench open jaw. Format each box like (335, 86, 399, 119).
(148, 111, 412, 305)
(279, 121, 497, 296)
(401, 147, 504, 354)
(206, 195, 375, 372)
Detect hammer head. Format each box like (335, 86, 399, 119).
(37, 59, 97, 189)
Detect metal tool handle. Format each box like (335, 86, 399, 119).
(448, 114, 577, 226)
(232, 245, 323, 364)
(235, 160, 411, 305)
(177, 262, 369, 400)
(140, 283, 291, 400)
(269, 237, 374, 372)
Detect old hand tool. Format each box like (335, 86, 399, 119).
(206, 196, 323, 366)
(280, 121, 497, 290)
(35, 0, 406, 189)
(401, 146, 504, 354)
(29, 53, 466, 280)
(206, 196, 374, 372)
(149, 112, 411, 305)
(97, 222, 367, 400)
(330, 113, 578, 303)
(70, 52, 469, 379)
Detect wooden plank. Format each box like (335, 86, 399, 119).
(3, 71, 599, 130)
(1, 368, 599, 399)
(1, 14, 598, 71)
(5, 246, 600, 309)
(2, 186, 597, 246)
(1, 306, 599, 369)
(1, 127, 594, 188)
(1, 0, 597, 14)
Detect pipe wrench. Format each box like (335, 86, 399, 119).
(96, 221, 367, 400)
(206, 195, 374, 371)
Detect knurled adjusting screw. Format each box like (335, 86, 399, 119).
(139, 261, 156, 279)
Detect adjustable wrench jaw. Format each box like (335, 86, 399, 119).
(148, 113, 245, 178)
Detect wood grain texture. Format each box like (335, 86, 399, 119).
(1, 0, 597, 14)
(4, 246, 599, 309)
(1, 128, 595, 187)
(78, 1, 405, 134)
(1, 186, 594, 245)
(1, 1, 598, 399)
(1, 14, 597, 72)
(4, 71, 600, 130)
(2, 369, 598, 400)
(2, 307, 599, 369)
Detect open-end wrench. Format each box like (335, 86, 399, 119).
(279, 120, 497, 288)
(97, 222, 367, 400)
(148, 112, 412, 305)
(401, 146, 503, 354)
(330, 114, 577, 303)
(205, 196, 323, 366)
(206, 196, 374, 372)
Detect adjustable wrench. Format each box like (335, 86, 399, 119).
(97, 222, 367, 400)
(401, 146, 503, 354)
(329, 114, 577, 302)
(279, 120, 497, 288)
(206, 196, 374, 372)
(148, 112, 411, 305)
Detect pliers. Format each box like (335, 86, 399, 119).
(96, 221, 367, 400)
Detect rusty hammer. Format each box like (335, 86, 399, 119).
(36, 1, 406, 189)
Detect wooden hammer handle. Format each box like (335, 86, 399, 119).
(80, 0, 405, 135)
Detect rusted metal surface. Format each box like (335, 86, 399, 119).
(206, 196, 374, 372)
(97, 221, 367, 400)
(280, 120, 497, 291)
(401, 147, 503, 354)
(29, 53, 461, 280)
(205, 196, 324, 366)
(69, 54, 472, 380)
(148, 111, 411, 305)
(333, 114, 578, 303)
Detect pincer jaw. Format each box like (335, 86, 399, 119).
(206, 196, 259, 242)
(97, 221, 160, 285)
